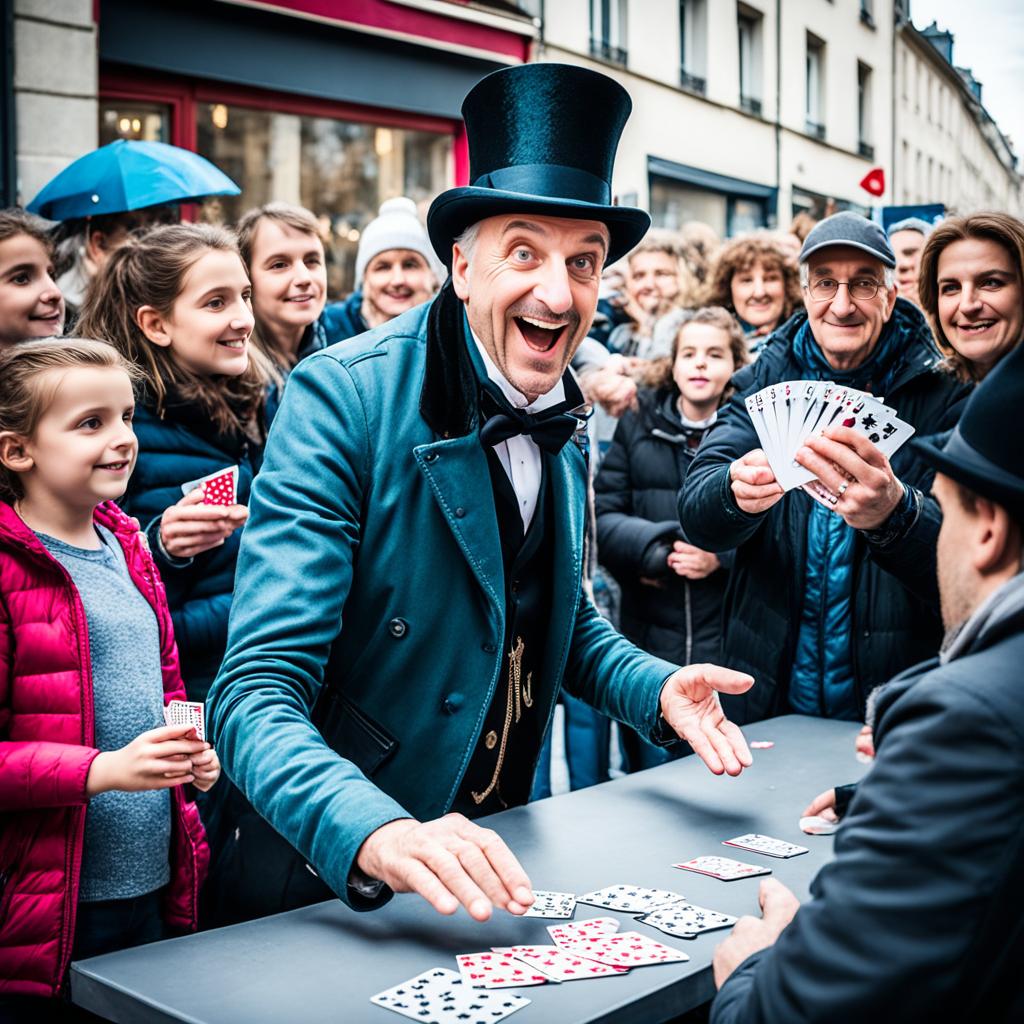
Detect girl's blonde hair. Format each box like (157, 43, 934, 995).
(236, 202, 324, 372)
(0, 337, 142, 503)
(77, 223, 269, 439)
(917, 211, 1024, 382)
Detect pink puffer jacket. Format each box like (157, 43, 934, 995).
(0, 501, 209, 997)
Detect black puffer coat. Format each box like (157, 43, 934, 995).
(595, 387, 729, 668)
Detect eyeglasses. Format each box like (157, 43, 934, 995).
(807, 277, 884, 301)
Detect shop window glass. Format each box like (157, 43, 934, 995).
(99, 101, 170, 146)
(649, 177, 727, 237)
(196, 103, 451, 298)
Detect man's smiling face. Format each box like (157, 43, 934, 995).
(451, 214, 609, 402)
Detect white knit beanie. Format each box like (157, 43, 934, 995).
(355, 197, 446, 285)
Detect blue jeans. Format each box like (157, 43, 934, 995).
(531, 692, 611, 799)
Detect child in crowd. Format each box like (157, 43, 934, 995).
(594, 306, 748, 772)
(0, 208, 65, 347)
(0, 339, 217, 1017)
(77, 224, 269, 704)
(236, 202, 331, 373)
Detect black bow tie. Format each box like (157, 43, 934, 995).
(478, 385, 581, 455)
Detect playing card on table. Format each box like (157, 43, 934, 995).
(673, 856, 771, 881)
(371, 967, 530, 1023)
(163, 699, 205, 741)
(455, 952, 548, 988)
(547, 916, 621, 948)
(180, 465, 238, 506)
(800, 814, 839, 836)
(560, 930, 690, 968)
(723, 834, 809, 859)
(638, 901, 737, 939)
(577, 884, 685, 914)
(520, 890, 576, 918)
(500, 945, 628, 982)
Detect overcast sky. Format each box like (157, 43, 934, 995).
(911, 0, 1024, 159)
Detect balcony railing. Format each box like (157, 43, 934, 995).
(740, 94, 763, 117)
(805, 119, 826, 140)
(680, 69, 707, 95)
(589, 39, 628, 64)
(858, 140, 875, 160)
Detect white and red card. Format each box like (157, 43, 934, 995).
(497, 945, 628, 982)
(163, 699, 205, 741)
(455, 952, 549, 989)
(547, 917, 620, 948)
(557, 931, 690, 968)
(673, 856, 771, 881)
(181, 465, 238, 506)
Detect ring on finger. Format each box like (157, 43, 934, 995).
(837, 482, 849, 497)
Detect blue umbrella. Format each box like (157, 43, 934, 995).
(27, 140, 240, 221)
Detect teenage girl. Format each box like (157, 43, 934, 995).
(0, 338, 217, 1017)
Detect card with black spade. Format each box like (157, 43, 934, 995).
(371, 967, 530, 1023)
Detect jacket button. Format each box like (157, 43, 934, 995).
(485, 730, 498, 750)
(455, 506, 466, 518)
(481, 642, 497, 654)
(388, 618, 408, 638)
(424, 451, 439, 463)
(442, 692, 465, 714)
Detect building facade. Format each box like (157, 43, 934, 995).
(894, 14, 1020, 215)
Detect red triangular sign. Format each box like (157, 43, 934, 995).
(859, 167, 885, 197)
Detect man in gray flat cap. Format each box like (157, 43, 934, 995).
(680, 212, 970, 727)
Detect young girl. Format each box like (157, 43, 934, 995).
(594, 306, 748, 772)
(78, 223, 268, 704)
(0, 339, 218, 1014)
(0, 208, 65, 347)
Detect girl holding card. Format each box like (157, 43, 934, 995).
(595, 307, 748, 772)
(0, 338, 218, 1018)
(78, 223, 271, 704)
(0, 208, 65, 347)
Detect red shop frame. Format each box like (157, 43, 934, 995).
(99, 66, 470, 186)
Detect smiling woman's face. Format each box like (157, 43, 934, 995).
(0, 233, 64, 347)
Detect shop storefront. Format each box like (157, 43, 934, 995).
(97, 0, 533, 295)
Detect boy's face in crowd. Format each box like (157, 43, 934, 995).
(452, 213, 608, 403)
(627, 250, 680, 314)
(138, 249, 255, 379)
(890, 229, 926, 302)
(804, 246, 896, 371)
(249, 219, 327, 338)
(1, 366, 138, 511)
(0, 233, 65, 347)
(730, 259, 786, 330)
(937, 236, 1023, 377)
(362, 249, 437, 322)
(673, 322, 736, 414)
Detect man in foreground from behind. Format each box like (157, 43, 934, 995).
(710, 341, 1024, 1022)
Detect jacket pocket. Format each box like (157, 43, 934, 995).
(318, 692, 398, 777)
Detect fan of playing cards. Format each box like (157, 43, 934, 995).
(745, 381, 915, 492)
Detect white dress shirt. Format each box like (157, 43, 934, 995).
(471, 332, 566, 531)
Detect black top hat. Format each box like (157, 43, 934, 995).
(913, 342, 1024, 517)
(428, 63, 650, 267)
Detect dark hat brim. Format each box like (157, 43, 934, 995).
(912, 429, 1024, 518)
(427, 186, 651, 268)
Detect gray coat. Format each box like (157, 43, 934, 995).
(712, 572, 1024, 1023)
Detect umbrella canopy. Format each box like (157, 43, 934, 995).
(27, 140, 240, 222)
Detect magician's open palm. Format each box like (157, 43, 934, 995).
(659, 664, 755, 776)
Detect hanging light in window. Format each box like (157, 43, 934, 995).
(118, 117, 132, 134)
(211, 104, 229, 130)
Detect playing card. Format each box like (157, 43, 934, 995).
(163, 699, 205, 741)
(547, 917, 621, 948)
(181, 465, 238, 506)
(455, 952, 549, 988)
(500, 945, 628, 982)
(577, 885, 685, 914)
(520, 890, 576, 918)
(745, 389, 779, 468)
(638, 900, 737, 939)
(371, 967, 530, 1023)
(559, 930, 690, 968)
(848, 396, 916, 458)
(673, 856, 771, 881)
(799, 814, 839, 836)
(723, 834, 809, 859)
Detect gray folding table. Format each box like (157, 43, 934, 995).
(71, 714, 868, 1023)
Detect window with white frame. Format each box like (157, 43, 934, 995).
(857, 62, 873, 158)
(805, 34, 825, 139)
(590, 0, 628, 64)
(737, 4, 763, 115)
(679, 0, 708, 94)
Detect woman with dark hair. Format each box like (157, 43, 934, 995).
(703, 233, 802, 346)
(595, 306, 749, 772)
(918, 211, 1024, 381)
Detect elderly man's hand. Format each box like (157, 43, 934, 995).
(659, 664, 754, 776)
(729, 449, 785, 514)
(713, 879, 800, 988)
(796, 426, 904, 530)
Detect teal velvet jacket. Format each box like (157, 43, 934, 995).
(207, 295, 678, 907)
